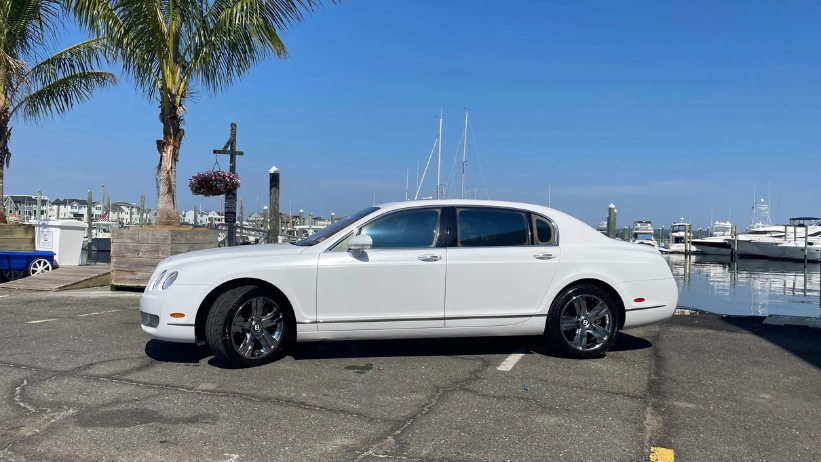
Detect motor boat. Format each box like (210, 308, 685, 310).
(666, 217, 691, 253)
(691, 221, 733, 256)
(777, 239, 821, 262)
(631, 220, 659, 249)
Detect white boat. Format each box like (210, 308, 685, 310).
(666, 217, 691, 253)
(691, 221, 733, 256)
(597, 221, 607, 235)
(631, 220, 658, 249)
(777, 239, 821, 262)
(743, 218, 821, 259)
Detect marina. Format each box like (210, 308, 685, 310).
(669, 254, 821, 318)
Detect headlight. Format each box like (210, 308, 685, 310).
(151, 271, 166, 291)
(161, 272, 178, 290)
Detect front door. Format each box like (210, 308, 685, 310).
(316, 207, 447, 331)
(445, 207, 561, 327)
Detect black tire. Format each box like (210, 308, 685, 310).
(545, 284, 620, 359)
(205, 285, 294, 368)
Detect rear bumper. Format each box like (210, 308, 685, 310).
(139, 284, 211, 343)
(619, 278, 678, 329)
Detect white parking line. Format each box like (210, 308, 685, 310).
(497, 349, 527, 371)
(77, 309, 120, 317)
(27, 319, 58, 324)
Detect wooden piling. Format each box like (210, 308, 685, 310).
(193, 205, 198, 226)
(86, 190, 93, 264)
(36, 191, 42, 220)
(804, 228, 808, 266)
(269, 167, 280, 239)
(732, 225, 738, 260)
(139, 195, 145, 227)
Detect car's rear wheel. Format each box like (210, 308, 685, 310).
(205, 286, 293, 368)
(546, 284, 619, 359)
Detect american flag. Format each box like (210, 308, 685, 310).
(100, 212, 109, 221)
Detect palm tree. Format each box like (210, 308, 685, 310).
(0, 0, 117, 223)
(69, 0, 333, 226)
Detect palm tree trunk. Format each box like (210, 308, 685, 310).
(155, 104, 184, 226)
(0, 117, 10, 224)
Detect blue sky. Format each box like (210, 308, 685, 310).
(8, 0, 820, 229)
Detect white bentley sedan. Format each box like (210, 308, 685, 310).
(141, 200, 678, 367)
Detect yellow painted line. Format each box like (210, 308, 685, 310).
(650, 447, 674, 462)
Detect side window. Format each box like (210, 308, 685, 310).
(361, 209, 440, 249)
(457, 208, 529, 247)
(532, 215, 556, 245)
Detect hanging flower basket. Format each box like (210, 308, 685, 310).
(189, 171, 241, 197)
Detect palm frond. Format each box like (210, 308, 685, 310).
(183, 0, 327, 96)
(22, 37, 112, 88)
(12, 70, 117, 122)
(2, 0, 63, 62)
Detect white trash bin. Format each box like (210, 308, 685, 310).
(33, 220, 88, 267)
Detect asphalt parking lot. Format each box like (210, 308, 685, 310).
(0, 288, 819, 462)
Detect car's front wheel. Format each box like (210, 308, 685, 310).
(546, 284, 619, 359)
(205, 286, 293, 368)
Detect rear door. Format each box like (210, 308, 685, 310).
(444, 207, 561, 327)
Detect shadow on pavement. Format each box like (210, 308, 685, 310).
(718, 315, 821, 370)
(146, 332, 654, 367)
(144, 339, 210, 364)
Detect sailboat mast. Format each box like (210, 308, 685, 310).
(461, 108, 469, 199)
(405, 169, 409, 201)
(437, 110, 442, 199)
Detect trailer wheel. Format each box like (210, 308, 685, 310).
(3, 270, 24, 281)
(28, 258, 52, 276)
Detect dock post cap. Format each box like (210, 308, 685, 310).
(609, 203, 615, 208)
(269, 166, 279, 174)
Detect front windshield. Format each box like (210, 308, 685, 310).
(294, 207, 379, 246)
(635, 233, 653, 241)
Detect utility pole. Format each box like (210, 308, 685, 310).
(461, 108, 469, 199)
(213, 123, 243, 246)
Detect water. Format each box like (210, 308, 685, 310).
(667, 254, 821, 318)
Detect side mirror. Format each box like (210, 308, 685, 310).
(347, 234, 373, 252)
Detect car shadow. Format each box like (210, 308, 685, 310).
(289, 332, 652, 361)
(146, 332, 653, 368)
(144, 339, 210, 364)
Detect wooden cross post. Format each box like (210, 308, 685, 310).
(213, 123, 244, 247)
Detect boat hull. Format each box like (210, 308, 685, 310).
(778, 244, 821, 262)
(691, 239, 731, 256)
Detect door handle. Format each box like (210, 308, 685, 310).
(418, 254, 443, 262)
(533, 253, 555, 260)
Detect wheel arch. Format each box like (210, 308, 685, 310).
(195, 278, 294, 343)
(551, 278, 626, 329)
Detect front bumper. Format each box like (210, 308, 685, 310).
(140, 284, 212, 343)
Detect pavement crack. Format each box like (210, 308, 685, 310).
(92, 376, 390, 423)
(12, 380, 37, 415)
(355, 358, 491, 461)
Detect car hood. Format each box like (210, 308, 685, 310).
(160, 243, 306, 269)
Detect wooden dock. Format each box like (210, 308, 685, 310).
(1, 265, 111, 291)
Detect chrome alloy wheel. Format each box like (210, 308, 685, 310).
(559, 295, 613, 351)
(230, 296, 285, 359)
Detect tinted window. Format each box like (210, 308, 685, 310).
(457, 208, 528, 247)
(362, 209, 440, 248)
(533, 216, 555, 245)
